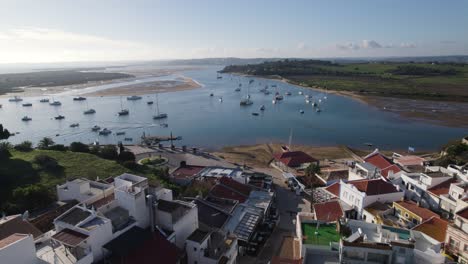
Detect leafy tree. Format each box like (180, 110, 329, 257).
(70, 142, 90, 153)
(0, 124, 10, 140)
(33, 154, 60, 171)
(14, 141, 33, 152)
(89, 145, 100, 155)
(47, 144, 67, 151)
(99, 145, 118, 160)
(38, 137, 54, 149)
(0, 142, 12, 160)
(11, 184, 54, 212)
(305, 163, 321, 176)
(118, 151, 136, 163)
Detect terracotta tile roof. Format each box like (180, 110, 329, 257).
(364, 153, 393, 170)
(0, 215, 43, 241)
(219, 177, 252, 196)
(52, 228, 88, 247)
(394, 201, 440, 221)
(456, 207, 468, 220)
(324, 182, 340, 197)
(271, 236, 302, 264)
(171, 165, 205, 179)
(313, 200, 344, 222)
(428, 179, 458, 197)
(88, 193, 115, 209)
(0, 233, 29, 249)
(210, 184, 249, 203)
(274, 151, 317, 167)
(348, 179, 400, 196)
(412, 217, 448, 242)
(394, 155, 425, 167)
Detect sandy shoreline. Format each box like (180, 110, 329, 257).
(83, 76, 201, 97)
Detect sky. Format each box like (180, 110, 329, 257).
(0, 0, 467, 63)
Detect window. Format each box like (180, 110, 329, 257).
(405, 213, 409, 218)
(363, 215, 367, 220)
(412, 218, 419, 225)
(194, 247, 197, 251)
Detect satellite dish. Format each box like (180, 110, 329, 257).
(22, 210, 29, 221)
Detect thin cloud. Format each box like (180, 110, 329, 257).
(336, 40, 416, 50)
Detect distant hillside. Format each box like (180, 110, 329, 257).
(0, 70, 133, 95)
(221, 59, 468, 102)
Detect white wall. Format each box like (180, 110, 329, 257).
(173, 206, 198, 249)
(115, 187, 149, 228)
(87, 220, 113, 261)
(0, 235, 36, 264)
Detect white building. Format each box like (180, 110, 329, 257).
(399, 170, 453, 208)
(186, 229, 238, 264)
(155, 199, 198, 249)
(348, 162, 381, 181)
(0, 234, 38, 264)
(56, 178, 114, 204)
(339, 179, 404, 219)
(439, 181, 468, 217)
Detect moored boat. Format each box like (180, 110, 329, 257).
(22, 116, 32, 121)
(73, 97, 86, 101)
(54, 115, 65, 120)
(22, 103, 32, 107)
(99, 128, 112, 135)
(126, 95, 142, 100)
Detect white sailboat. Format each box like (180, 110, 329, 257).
(118, 97, 129, 116)
(83, 100, 96, 115)
(153, 92, 168, 119)
(240, 80, 253, 106)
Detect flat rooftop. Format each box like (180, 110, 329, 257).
(172, 165, 205, 179)
(187, 229, 209, 243)
(56, 207, 91, 226)
(302, 223, 340, 246)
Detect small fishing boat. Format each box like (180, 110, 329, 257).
(118, 109, 129, 116)
(298, 91, 303, 95)
(49, 101, 61, 106)
(126, 95, 142, 100)
(240, 98, 253, 106)
(285, 92, 292, 96)
(271, 84, 277, 88)
(305, 95, 310, 99)
(73, 97, 86, 101)
(99, 128, 112, 135)
(300, 110, 304, 114)
(364, 142, 373, 147)
(70, 123, 79, 128)
(316, 108, 321, 113)
(91, 125, 101, 132)
(260, 105, 265, 111)
(275, 95, 284, 100)
(116, 132, 126, 136)
(9, 96, 23, 102)
(210, 93, 214, 97)
(147, 101, 154, 105)
(312, 102, 317, 107)
(235, 88, 241, 92)
(264, 90, 271, 95)
(305, 99, 310, 104)
(219, 97, 223, 102)
(22, 116, 32, 121)
(124, 138, 133, 141)
(83, 109, 96, 115)
(252, 112, 259, 116)
(54, 115, 65, 120)
(39, 98, 50, 103)
(272, 100, 276, 104)
(22, 103, 32, 107)
(160, 123, 168, 128)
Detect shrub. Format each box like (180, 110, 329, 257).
(33, 154, 59, 170)
(70, 142, 90, 153)
(47, 144, 68, 151)
(0, 142, 12, 160)
(122, 160, 138, 170)
(99, 145, 118, 160)
(38, 137, 54, 149)
(118, 151, 136, 163)
(14, 141, 33, 152)
(12, 184, 54, 211)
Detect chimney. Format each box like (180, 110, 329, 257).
(146, 195, 155, 232)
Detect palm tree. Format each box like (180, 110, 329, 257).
(38, 137, 54, 149)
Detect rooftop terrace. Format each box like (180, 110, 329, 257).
(301, 223, 340, 246)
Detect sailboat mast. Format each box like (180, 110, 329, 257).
(120, 96, 123, 110)
(156, 93, 160, 115)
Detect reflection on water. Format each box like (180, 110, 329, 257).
(0, 66, 466, 151)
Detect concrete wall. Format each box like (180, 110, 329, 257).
(87, 220, 113, 261)
(0, 235, 37, 264)
(173, 206, 198, 249)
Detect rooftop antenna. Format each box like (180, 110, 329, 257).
(288, 128, 293, 151)
(21, 210, 29, 221)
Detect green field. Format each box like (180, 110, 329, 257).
(0, 149, 146, 214)
(302, 223, 340, 245)
(222, 60, 468, 102)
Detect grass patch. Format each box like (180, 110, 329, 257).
(302, 223, 340, 245)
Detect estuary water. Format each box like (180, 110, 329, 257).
(0, 66, 466, 151)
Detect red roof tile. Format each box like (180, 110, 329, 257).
(365, 153, 393, 170)
(456, 207, 468, 220)
(348, 179, 400, 196)
(52, 228, 88, 247)
(88, 193, 115, 209)
(0, 215, 43, 241)
(0, 234, 29, 249)
(274, 151, 317, 167)
(210, 185, 248, 203)
(313, 200, 344, 222)
(412, 217, 448, 242)
(219, 177, 252, 196)
(324, 182, 340, 197)
(394, 201, 440, 221)
(428, 179, 458, 197)
(171, 165, 205, 179)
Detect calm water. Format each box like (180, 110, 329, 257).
(0, 66, 466, 151)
